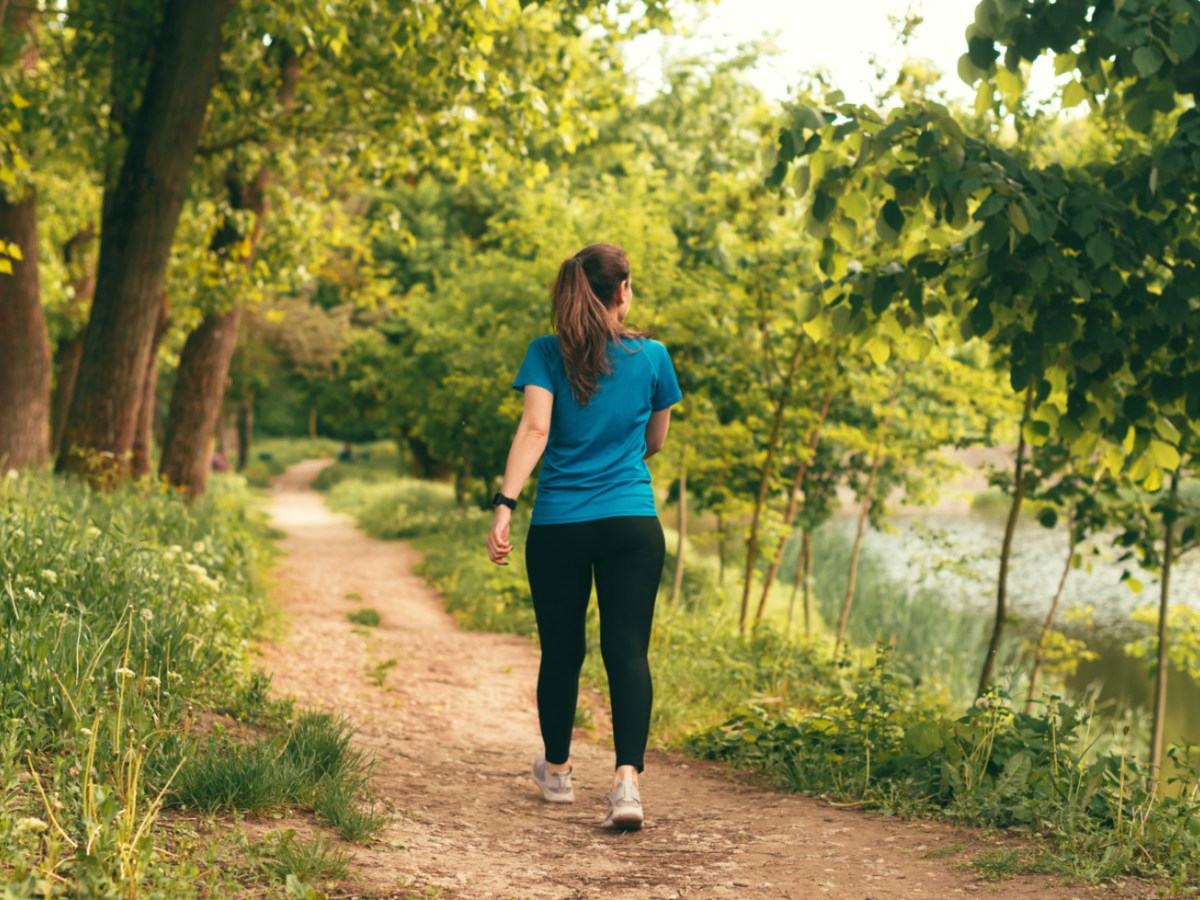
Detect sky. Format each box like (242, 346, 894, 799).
(624, 0, 1060, 106)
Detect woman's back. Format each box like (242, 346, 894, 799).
(514, 334, 680, 524)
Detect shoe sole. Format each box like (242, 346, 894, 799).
(535, 783, 575, 803)
(603, 809, 644, 830)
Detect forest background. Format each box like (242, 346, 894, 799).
(3, 0, 1200, 894)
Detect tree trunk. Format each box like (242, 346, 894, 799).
(160, 173, 270, 492)
(159, 43, 295, 494)
(1024, 527, 1078, 714)
(756, 392, 833, 622)
(977, 383, 1035, 696)
(57, 0, 236, 481)
(50, 335, 83, 461)
(1149, 468, 1181, 783)
(0, 11, 49, 471)
(159, 309, 243, 495)
(834, 365, 906, 655)
(131, 293, 169, 478)
(670, 438, 688, 606)
(50, 227, 98, 461)
(236, 393, 253, 472)
(739, 333, 806, 633)
(308, 404, 318, 441)
(0, 192, 49, 470)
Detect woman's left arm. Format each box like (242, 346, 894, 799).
(487, 385, 553, 566)
(643, 408, 671, 459)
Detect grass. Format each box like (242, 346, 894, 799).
(321, 468, 1200, 889)
(0, 466, 386, 895)
(348, 607, 382, 627)
(257, 830, 352, 882)
(239, 437, 343, 487)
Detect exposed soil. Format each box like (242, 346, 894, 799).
(250, 460, 1136, 899)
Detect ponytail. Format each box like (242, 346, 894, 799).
(552, 244, 645, 404)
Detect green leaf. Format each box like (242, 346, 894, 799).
(1170, 27, 1198, 63)
(1037, 507, 1058, 529)
(882, 200, 905, 233)
(968, 36, 999, 70)
(1148, 440, 1180, 470)
(1085, 231, 1113, 267)
(1132, 45, 1164, 78)
(1008, 202, 1030, 235)
(1062, 80, 1089, 109)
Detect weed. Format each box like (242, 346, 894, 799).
(345, 590, 364, 603)
(283, 712, 355, 780)
(369, 658, 398, 688)
(258, 829, 351, 882)
(348, 608, 382, 628)
(314, 774, 389, 843)
(966, 849, 1030, 881)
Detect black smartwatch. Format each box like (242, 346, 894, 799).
(491, 492, 517, 511)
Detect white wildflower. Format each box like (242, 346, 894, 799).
(93, 556, 105, 565)
(40, 569, 57, 583)
(192, 541, 205, 555)
(145, 675, 161, 688)
(5, 469, 17, 481)
(22, 587, 38, 600)
(115, 667, 135, 679)
(167, 671, 182, 683)
(139, 608, 154, 622)
(169, 545, 182, 554)
(16, 817, 47, 833)
(85, 526, 102, 540)
(80, 727, 93, 737)
(975, 696, 992, 710)
(12, 528, 23, 539)
(33, 538, 42, 547)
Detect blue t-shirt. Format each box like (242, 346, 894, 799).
(513, 335, 682, 525)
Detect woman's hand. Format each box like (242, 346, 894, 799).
(487, 506, 513, 565)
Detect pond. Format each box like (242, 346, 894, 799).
(828, 509, 1200, 753)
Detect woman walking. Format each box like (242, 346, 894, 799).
(486, 243, 681, 830)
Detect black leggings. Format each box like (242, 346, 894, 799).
(525, 516, 665, 773)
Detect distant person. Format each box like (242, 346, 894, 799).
(211, 449, 231, 473)
(486, 243, 681, 830)
(337, 442, 355, 463)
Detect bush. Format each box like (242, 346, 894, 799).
(687, 653, 1200, 882)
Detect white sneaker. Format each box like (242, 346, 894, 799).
(602, 778, 643, 830)
(531, 753, 574, 802)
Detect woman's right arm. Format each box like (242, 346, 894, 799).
(487, 385, 553, 565)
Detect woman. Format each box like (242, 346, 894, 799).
(486, 243, 681, 830)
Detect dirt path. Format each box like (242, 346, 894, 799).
(256, 461, 1115, 899)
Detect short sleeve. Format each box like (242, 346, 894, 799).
(651, 343, 682, 411)
(513, 338, 555, 394)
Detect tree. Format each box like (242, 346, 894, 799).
(57, 0, 237, 479)
(0, 6, 49, 470)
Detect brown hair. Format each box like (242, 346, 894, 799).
(552, 243, 646, 404)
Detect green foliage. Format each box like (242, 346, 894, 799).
(347, 608, 381, 628)
(688, 654, 1200, 881)
(239, 437, 343, 487)
(255, 830, 351, 884)
(324, 477, 465, 541)
(165, 711, 385, 843)
(0, 470, 274, 892)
